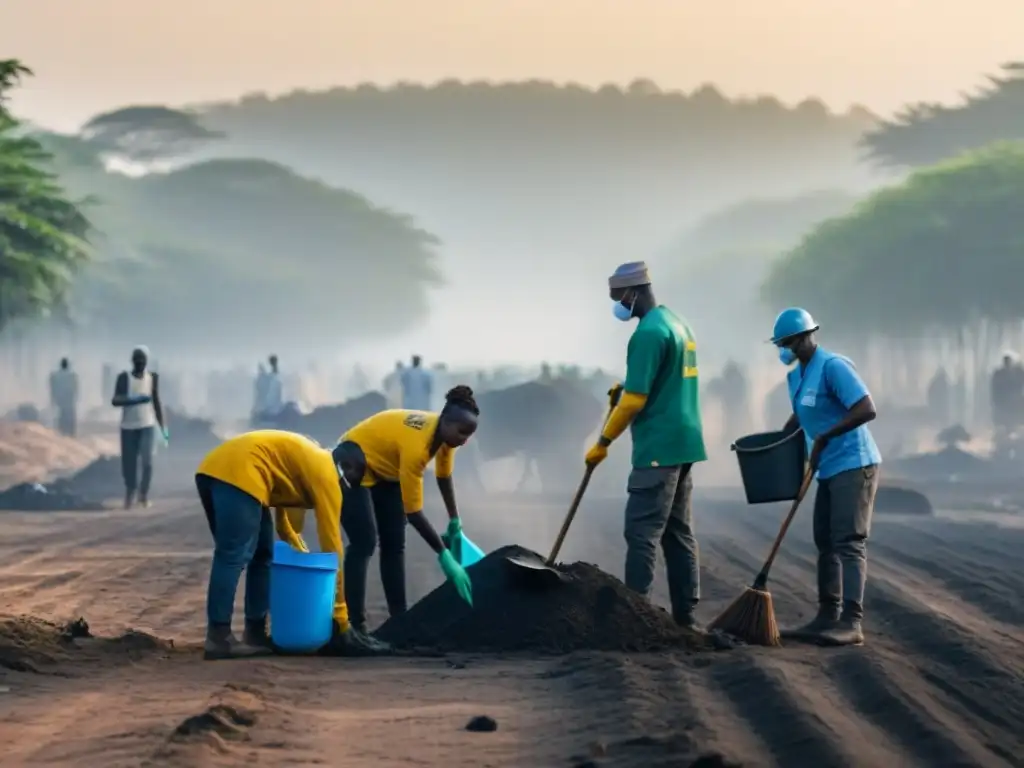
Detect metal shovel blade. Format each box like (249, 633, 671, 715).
(504, 551, 565, 589)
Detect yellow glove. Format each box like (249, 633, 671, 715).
(585, 442, 609, 467)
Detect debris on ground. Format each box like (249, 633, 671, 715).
(465, 715, 498, 732)
(376, 545, 722, 654)
(0, 421, 102, 491)
(0, 481, 106, 511)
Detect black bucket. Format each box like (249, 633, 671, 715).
(732, 429, 807, 504)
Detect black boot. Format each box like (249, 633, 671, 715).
(674, 609, 703, 634)
(203, 623, 273, 660)
(780, 604, 841, 641)
(818, 602, 865, 647)
(242, 617, 274, 650)
(320, 622, 393, 657)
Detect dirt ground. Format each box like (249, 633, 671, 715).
(1, 464, 1022, 767)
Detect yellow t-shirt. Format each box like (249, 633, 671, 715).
(197, 430, 349, 626)
(342, 409, 455, 513)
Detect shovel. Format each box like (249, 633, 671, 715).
(504, 385, 621, 588)
(505, 465, 595, 587)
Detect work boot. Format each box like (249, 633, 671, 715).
(818, 603, 865, 647)
(780, 604, 841, 641)
(675, 612, 704, 634)
(242, 617, 274, 650)
(322, 624, 393, 657)
(203, 624, 273, 660)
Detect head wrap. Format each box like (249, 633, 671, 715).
(608, 261, 652, 290)
(132, 345, 150, 357)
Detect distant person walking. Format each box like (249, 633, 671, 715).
(111, 345, 168, 509)
(383, 361, 404, 408)
(49, 357, 79, 438)
(400, 355, 433, 411)
(584, 261, 707, 632)
(771, 308, 880, 647)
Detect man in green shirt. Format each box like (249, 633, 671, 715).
(585, 261, 707, 630)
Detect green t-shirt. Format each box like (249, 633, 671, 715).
(623, 306, 707, 468)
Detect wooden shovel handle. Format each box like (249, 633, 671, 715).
(546, 465, 595, 565)
(755, 466, 815, 586)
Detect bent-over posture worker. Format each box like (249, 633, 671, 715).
(772, 307, 880, 647)
(196, 430, 390, 660)
(280, 386, 479, 631)
(584, 261, 707, 631)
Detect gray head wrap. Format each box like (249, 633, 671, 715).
(132, 345, 150, 357)
(608, 261, 651, 290)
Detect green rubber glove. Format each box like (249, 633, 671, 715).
(438, 549, 473, 606)
(161, 426, 170, 444)
(446, 517, 463, 561)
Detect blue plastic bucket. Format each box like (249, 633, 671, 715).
(270, 540, 338, 652)
(732, 429, 807, 505)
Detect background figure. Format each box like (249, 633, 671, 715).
(383, 361, 404, 408)
(400, 355, 433, 411)
(111, 345, 166, 508)
(49, 357, 79, 437)
(926, 367, 951, 427)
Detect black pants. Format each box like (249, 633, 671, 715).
(120, 426, 155, 498)
(342, 480, 407, 630)
(813, 465, 879, 619)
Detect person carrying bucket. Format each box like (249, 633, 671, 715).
(770, 307, 881, 647)
(583, 261, 707, 632)
(284, 385, 479, 633)
(195, 430, 390, 660)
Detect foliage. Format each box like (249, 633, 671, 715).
(861, 62, 1024, 169)
(188, 80, 880, 266)
(0, 60, 92, 331)
(81, 106, 223, 163)
(655, 191, 858, 364)
(763, 142, 1024, 337)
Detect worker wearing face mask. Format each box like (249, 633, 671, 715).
(771, 307, 881, 647)
(583, 261, 707, 632)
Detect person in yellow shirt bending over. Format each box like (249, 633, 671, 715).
(195, 430, 391, 660)
(279, 385, 479, 633)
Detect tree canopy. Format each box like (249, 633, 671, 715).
(861, 62, 1024, 169)
(187, 79, 880, 273)
(80, 105, 223, 163)
(0, 60, 92, 332)
(763, 142, 1024, 338)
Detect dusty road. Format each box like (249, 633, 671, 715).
(0, 487, 1022, 767)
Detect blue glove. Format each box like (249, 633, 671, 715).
(438, 549, 473, 606)
(161, 426, 170, 444)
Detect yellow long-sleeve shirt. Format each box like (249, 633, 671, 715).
(342, 409, 456, 513)
(197, 430, 350, 628)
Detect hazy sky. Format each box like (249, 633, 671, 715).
(3, 0, 1022, 130)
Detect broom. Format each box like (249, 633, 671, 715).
(707, 466, 814, 646)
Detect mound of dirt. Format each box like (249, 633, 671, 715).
(0, 481, 106, 511)
(0, 614, 172, 674)
(0, 421, 101, 491)
(52, 455, 123, 499)
(375, 545, 716, 654)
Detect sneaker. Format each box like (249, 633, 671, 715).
(203, 625, 273, 660)
(780, 606, 840, 641)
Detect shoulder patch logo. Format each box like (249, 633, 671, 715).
(403, 413, 427, 430)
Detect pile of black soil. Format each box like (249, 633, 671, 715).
(163, 408, 220, 452)
(52, 456, 123, 500)
(0, 481, 106, 511)
(376, 545, 714, 654)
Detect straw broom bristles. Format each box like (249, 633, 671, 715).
(706, 582, 780, 647)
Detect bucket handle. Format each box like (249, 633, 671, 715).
(731, 428, 804, 454)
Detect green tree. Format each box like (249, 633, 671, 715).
(861, 62, 1024, 169)
(0, 60, 91, 330)
(763, 142, 1024, 389)
(81, 106, 223, 163)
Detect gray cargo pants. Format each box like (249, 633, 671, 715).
(623, 464, 699, 622)
(120, 426, 155, 498)
(813, 465, 879, 619)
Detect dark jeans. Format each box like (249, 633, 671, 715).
(623, 464, 700, 622)
(342, 480, 407, 629)
(120, 426, 155, 497)
(56, 406, 76, 438)
(813, 465, 879, 619)
(196, 474, 274, 628)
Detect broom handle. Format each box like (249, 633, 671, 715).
(546, 465, 595, 565)
(545, 388, 620, 565)
(753, 466, 814, 589)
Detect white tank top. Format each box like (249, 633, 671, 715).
(121, 371, 156, 430)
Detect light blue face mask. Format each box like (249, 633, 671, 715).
(613, 294, 636, 322)
(778, 346, 797, 366)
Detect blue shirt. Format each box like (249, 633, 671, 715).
(786, 347, 881, 480)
